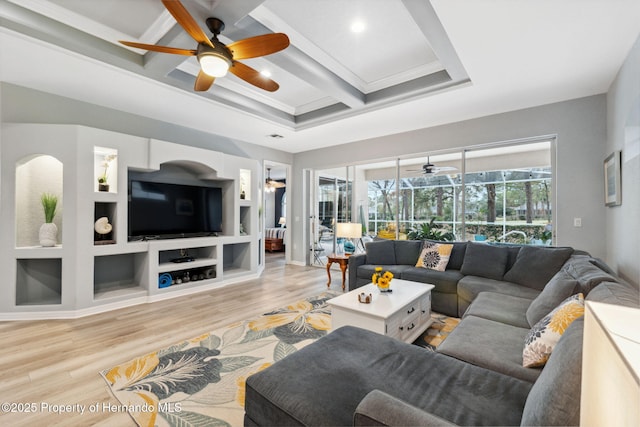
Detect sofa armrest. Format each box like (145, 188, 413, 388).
(353, 390, 457, 427)
(348, 253, 367, 290)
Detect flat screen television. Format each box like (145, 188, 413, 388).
(128, 180, 223, 240)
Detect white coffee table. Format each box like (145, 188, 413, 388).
(327, 279, 435, 343)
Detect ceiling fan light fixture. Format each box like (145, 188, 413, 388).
(198, 52, 231, 77)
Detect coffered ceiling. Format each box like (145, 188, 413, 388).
(1, 1, 640, 153)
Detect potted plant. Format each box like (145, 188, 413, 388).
(406, 218, 455, 241)
(39, 193, 59, 247)
(98, 153, 117, 191)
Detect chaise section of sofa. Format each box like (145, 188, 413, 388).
(244, 326, 533, 427)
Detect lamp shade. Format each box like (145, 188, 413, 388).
(336, 222, 362, 239)
(278, 217, 286, 226)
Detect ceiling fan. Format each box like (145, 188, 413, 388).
(119, 0, 290, 92)
(265, 168, 285, 192)
(407, 157, 458, 175)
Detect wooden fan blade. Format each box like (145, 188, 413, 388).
(229, 61, 279, 92)
(194, 69, 215, 91)
(227, 33, 290, 60)
(119, 40, 196, 56)
(161, 0, 214, 48)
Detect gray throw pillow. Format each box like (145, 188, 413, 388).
(460, 243, 509, 281)
(365, 240, 396, 265)
(394, 240, 422, 265)
(526, 270, 581, 326)
(503, 246, 573, 290)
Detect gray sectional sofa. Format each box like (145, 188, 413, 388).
(244, 240, 639, 426)
(348, 239, 576, 317)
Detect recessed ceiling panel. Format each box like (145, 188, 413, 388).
(256, 0, 443, 93)
(47, 0, 167, 39)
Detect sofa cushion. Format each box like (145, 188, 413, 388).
(522, 293, 584, 368)
(503, 246, 574, 290)
(401, 267, 462, 294)
(365, 240, 396, 265)
(393, 240, 422, 265)
(457, 276, 541, 306)
(585, 280, 640, 308)
(415, 242, 453, 271)
(463, 292, 531, 328)
(526, 270, 581, 326)
(436, 315, 540, 383)
(460, 243, 510, 280)
(520, 317, 584, 427)
(244, 326, 533, 427)
(563, 257, 619, 295)
(428, 240, 467, 270)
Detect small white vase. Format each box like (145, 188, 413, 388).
(39, 222, 58, 247)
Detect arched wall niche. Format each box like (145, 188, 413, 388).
(15, 154, 63, 247)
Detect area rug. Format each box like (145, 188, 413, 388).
(101, 292, 459, 427)
(414, 312, 461, 351)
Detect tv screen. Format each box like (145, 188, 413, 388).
(128, 180, 222, 239)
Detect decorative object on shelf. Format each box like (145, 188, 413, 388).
(240, 175, 247, 199)
(39, 192, 59, 247)
(94, 217, 113, 235)
(372, 266, 393, 292)
(358, 292, 372, 304)
(94, 216, 115, 245)
(604, 150, 622, 206)
(239, 223, 247, 235)
(98, 153, 117, 192)
(158, 273, 173, 288)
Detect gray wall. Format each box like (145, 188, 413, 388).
(606, 34, 640, 286)
(291, 95, 608, 265)
(0, 83, 293, 165)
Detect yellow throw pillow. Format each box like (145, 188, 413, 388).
(522, 293, 584, 368)
(415, 242, 453, 271)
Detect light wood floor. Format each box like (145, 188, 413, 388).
(0, 253, 335, 426)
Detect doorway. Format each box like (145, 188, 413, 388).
(263, 161, 290, 266)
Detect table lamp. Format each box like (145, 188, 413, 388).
(336, 222, 362, 254)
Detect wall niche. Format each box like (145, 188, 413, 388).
(15, 155, 63, 248)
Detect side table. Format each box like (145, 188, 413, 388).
(326, 253, 350, 291)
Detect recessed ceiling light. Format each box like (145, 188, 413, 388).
(260, 70, 272, 78)
(350, 20, 366, 33)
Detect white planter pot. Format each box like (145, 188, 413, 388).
(39, 223, 58, 247)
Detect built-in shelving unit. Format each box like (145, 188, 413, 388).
(0, 124, 260, 319)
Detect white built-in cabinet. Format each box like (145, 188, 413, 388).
(0, 124, 261, 319)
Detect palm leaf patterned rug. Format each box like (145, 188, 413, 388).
(101, 291, 459, 427)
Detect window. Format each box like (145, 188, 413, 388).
(358, 139, 554, 244)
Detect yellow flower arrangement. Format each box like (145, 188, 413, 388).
(372, 266, 394, 291)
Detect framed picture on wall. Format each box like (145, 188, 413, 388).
(604, 151, 622, 206)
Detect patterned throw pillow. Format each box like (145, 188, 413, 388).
(415, 242, 453, 271)
(522, 293, 585, 368)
